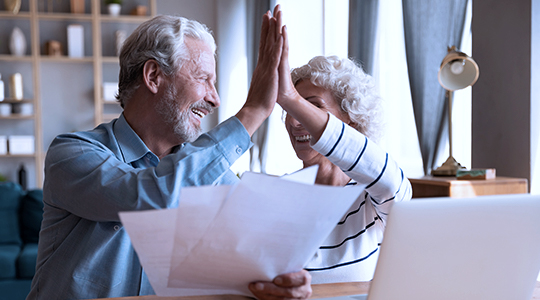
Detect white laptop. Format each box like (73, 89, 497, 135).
(325, 193, 540, 300)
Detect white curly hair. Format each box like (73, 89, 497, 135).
(290, 55, 383, 142)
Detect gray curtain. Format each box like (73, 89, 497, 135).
(348, 0, 379, 75)
(246, 0, 271, 173)
(402, 0, 468, 175)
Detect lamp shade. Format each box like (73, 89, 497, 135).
(438, 47, 479, 91)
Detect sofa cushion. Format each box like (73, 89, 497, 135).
(0, 279, 32, 300)
(0, 245, 21, 279)
(0, 182, 23, 246)
(19, 189, 43, 244)
(17, 243, 38, 279)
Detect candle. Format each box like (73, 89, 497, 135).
(9, 73, 23, 100)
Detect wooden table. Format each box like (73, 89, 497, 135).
(409, 176, 528, 198)
(87, 281, 540, 299)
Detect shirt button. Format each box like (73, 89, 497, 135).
(236, 146, 242, 154)
(113, 225, 121, 231)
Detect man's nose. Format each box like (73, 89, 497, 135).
(205, 84, 220, 108)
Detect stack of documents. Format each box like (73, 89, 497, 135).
(119, 167, 365, 296)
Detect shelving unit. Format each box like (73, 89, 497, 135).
(0, 0, 156, 188)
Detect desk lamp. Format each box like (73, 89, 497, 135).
(432, 46, 479, 176)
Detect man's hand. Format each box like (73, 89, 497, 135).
(236, 5, 284, 136)
(248, 270, 312, 300)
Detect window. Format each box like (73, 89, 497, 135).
(223, 0, 472, 179)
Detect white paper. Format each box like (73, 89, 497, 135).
(120, 168, 365, 297)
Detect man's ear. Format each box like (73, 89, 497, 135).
(142, 60, 165, 94)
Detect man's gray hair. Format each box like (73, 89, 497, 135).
(291, 56, 383, 142)
(116, 15, 216, 108)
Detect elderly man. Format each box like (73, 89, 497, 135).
(27, 7, 311, 300)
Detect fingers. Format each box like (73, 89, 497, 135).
(248, 270, 312, 300)
(258, 11, 271, 58)
(248, 282, 312, 300)
(274, 270, 311, 288)
(274, 4, 283, 37)
(279, 25, 290, 75)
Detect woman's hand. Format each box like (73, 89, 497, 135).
(249, 270, 312, 300)
(276, 24, 303, 110)
(276, 25, 328, 143)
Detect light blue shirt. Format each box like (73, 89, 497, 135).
(27, 114, 251, 299)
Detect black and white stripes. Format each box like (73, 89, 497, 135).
(305, 113, 412, 283)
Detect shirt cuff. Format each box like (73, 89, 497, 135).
(207, 116, 253, 163)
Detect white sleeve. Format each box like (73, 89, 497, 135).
(311, 113, 412, 220)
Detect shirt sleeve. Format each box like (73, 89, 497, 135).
(311, 113, 412, 220)
(43, 117, 250, 222)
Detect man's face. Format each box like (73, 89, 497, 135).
(156, 38, 220, 143)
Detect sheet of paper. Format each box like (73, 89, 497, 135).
(120, 168, 365, 297)
(278, 164, 319, 184)
(119, 185, 236, 296)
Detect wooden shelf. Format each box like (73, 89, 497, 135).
(0, 55, 33, 62)
(0, 114, 35, 120)
(0, 0, 157, 189)
(102, 56, 120, 64)
(0, 154, 36, 158)
(37, 12, 93, 20)
(40, 56, 94, 63)
(0, 11, 31, 18)
(0, 99, 33, 103)
(99, 15, 152, 23)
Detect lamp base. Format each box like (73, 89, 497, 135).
(431, 156, 466, 176)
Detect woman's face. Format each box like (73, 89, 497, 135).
(285, 80, 351, 162)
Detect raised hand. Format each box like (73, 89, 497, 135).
(235, 5, 284, 136)
(276, 23, 328, 143)
(277, 24, 302, 109)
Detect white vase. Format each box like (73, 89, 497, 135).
(9, 27, 26, 56)
(108, 4, 121, 16)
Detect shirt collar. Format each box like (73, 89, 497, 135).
(113, 113, 158, 165)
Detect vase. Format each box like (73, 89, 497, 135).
(4, 0, 21, 14)
(70, 0, 85, 14)
(9, 27, 26, 56)
(107, 4, 121, 16)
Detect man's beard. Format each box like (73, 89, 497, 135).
(156, 85, 213, 143)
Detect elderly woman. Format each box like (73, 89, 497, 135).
(277, 48, 412, 282)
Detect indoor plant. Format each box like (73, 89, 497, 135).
(105, 0, 122, 16)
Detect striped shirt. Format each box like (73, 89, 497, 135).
(305, 113, 412, 283)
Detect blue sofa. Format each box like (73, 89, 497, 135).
(0, 182, 43, 300)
